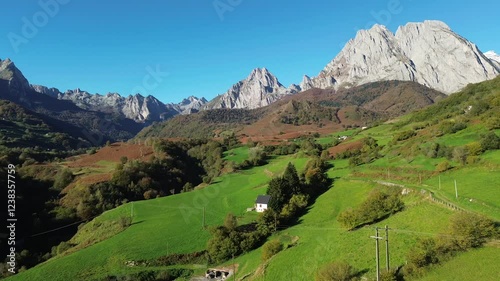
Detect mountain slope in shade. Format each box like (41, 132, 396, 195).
(303, 20, 499, 94)
(0, 58, 144, 145)
(203, 68, 299, 110)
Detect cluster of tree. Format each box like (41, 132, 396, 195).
(201, 108, 261, 124)
(186, 139, 225, 183)
(267, 163, 307, 213)
(315, 261, 360, 281)
(221, 133, 241, 149)
(267, 159, 331, 226)
(437, 120, 467, 135)
(0, 142, 93, 168)
(0, 163, 79, 277)
(422, 132, 500, 166)
(235, 146, 268, 170)
(70, 140, 227, 220)
(207, 159, 331, 264)
(404, 212, 497, 277)
(279, 100, 339, 126)
(335, 137, 382, 166)
(263, 142, 299, 156)
(261, 240, 283, 261)
(391, 130, 417, 142)
(206, 213, 268, 264)
(98, 268, 194, 281)
(337, 187, 404, 230)
(0, 138, 230, 276)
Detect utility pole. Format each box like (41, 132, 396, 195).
(274, 213, 277, 233)
(454, 180, 458, 199)
(131, 202, 134, 218)
(370, 227, 383, 281)
(385, 225, 389, 271)
(202, 207, 206, 229)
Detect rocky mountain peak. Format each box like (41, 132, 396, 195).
(247, 67, 283, 88)
(202, 67, 297, 110)
(0, 58, 32, 94)
(304, 20, 499, 94)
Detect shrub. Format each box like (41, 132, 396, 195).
(315, 261, 357, 281)
(261, 240, 283, 261)
(393, 130, 416, 142)
(449, 212, 496, 249)
(452, 146, 468, 165)
(143, 189, 159, 199)
(119, 216, 132, 228)
(380, 269, 398, 281)
(53, 168, 74, 190)
(466, 142, 483, 156)
(337, 188, 404, 230)
(53, 241, 73, 256)
(224, 213, 238, 231)
(435, 161, 451, 172)
(480, 132, 500, 151)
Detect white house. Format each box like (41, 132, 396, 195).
(255, 195, 271, 212)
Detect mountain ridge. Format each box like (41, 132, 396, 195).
(202, 67, 300, 110)
(2, 20, 499, 125)
(30, 84, 208, 122)
(302, 20, 499, 94)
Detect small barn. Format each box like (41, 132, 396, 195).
(255, 195, 271, 212)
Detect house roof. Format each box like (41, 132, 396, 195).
(255, 195, 271, 204)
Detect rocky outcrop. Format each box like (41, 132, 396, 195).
(203, 68, 298, 110)
(303, 20, 499, 94)
(0, 58, 32, 95)
(485, 50, 500, 69)
(177, 96, 208, 114)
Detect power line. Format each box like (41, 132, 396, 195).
(29, 216, 98, 238)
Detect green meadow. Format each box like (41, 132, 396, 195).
(8, 85, 500, 280)
(7, 154, 309, 281)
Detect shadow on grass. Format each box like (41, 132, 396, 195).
(278, 176, 337, 229)
(131, 220, 145, 226)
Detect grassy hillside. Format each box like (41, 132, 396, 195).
(7, 77, 500, 280)
(6, 154, 310, 281)
(136, 81, 446, 142)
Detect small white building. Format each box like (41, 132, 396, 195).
(255, 195, 271, 212)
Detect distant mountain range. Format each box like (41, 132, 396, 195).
(1, 20, 499, 147)
(30, 85, 208, 122)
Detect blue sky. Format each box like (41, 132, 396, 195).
(1, 0, 499, 103)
